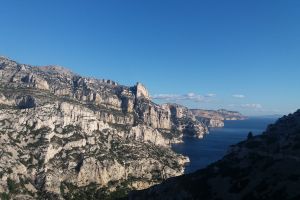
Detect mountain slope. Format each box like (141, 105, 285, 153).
(129, 110, 300, 200)
(0, 56, 210, 199)
(0, 56, 245, 199)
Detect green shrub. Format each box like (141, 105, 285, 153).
(7, 178, 17, 193)
(0, 193, 9, 200)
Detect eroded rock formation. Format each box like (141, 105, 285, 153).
(0, 56, 246, 199)
(0, 57, 207, 199)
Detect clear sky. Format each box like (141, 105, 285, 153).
(0, 0, 299, 116)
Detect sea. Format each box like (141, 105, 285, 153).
(172, 117, 278, 174)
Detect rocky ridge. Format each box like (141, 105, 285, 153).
(129, 110, 300, 200)
(0, 56, 246, 199)
(0, 56, 229, 199)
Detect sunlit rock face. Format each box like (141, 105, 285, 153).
(0, 56, 206, 199)
(135, 82, 150, 99)
(129, 110, 300, 200)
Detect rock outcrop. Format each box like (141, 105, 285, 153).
(135, 82, 150, 99)
(0, 56, 207, 199)
(0, 56, 248, 199)
(129, 110, 300, 200)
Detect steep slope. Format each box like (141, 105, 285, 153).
(0, 56, 209, 199)
(129, 110, 300, 200)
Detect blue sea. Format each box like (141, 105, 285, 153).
(172, 117, 278, 174)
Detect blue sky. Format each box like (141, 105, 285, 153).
(0, 0, 299, 116)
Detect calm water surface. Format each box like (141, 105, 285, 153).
(172, 117, 278, 174)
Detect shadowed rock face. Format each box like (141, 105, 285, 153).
(15, 95, 37, 109)
(0, 56, 212, 199)
(129, 110, 300, 200)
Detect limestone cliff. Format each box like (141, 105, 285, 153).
(0, 57, 208, 199)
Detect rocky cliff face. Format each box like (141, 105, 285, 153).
(129, 110, 300, 200)
(0, 57, 210, 199)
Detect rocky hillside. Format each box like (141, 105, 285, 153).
(129, 110, 300, 200)
(0, 56, 215, 199)
(191, 109, 246, 128)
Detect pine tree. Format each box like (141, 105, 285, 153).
(247, 131, 253, 140)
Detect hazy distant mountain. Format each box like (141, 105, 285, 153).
(191, 109, 246, 128)
(129, 110, 300, 200)
(191, 109, 246, 121)
(0, 56, 244, 199)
